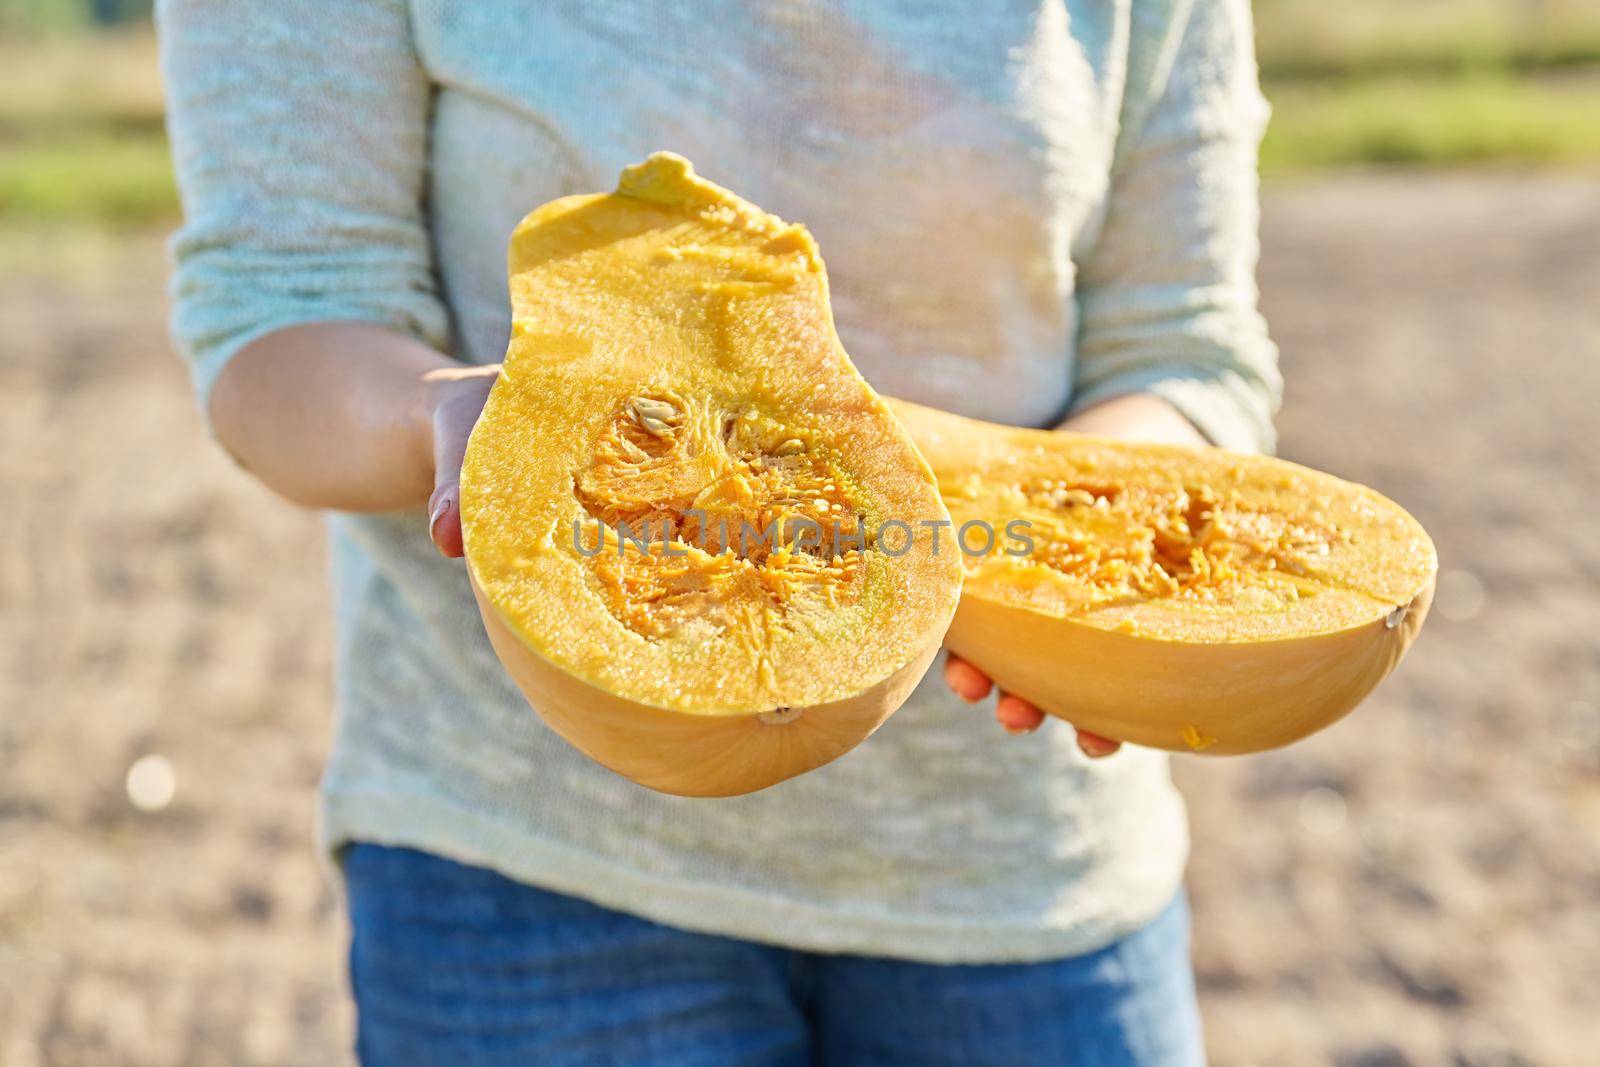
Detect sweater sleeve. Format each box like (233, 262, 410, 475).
(157, 0, 450, 420)
(1069, 0, 1282, 453)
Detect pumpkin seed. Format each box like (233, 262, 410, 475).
(630, 396, 680, 423)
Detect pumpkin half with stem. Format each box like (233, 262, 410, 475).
(886, 398, 1436, 755)
(461, 154, 962, 797)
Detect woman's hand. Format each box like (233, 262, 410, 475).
(944, 654, 1124, 757)
(208, 323, 474, 513)
(423, 364, 501, 558)
(206, 322, 500, 555)
(942, 392, 1210, 758)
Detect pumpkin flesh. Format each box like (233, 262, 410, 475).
(461, 155, 961, 796)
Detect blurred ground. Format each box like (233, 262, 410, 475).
(0, 228, 344, 1066)
(1179, 173, 1600, 1067)
(2, 172, 1597, 1066)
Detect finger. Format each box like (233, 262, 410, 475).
(943, 655, 994, 703)
(429, 483, 464, 559)
(428, 405, 469, 559)
(431, 399, 476, 498)
(427, 368, 498, 560)
(996, 693, 1046, 735)
(1075, 729, 1122, 759)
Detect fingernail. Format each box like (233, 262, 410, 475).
(1003, 723, 1036, 736)
(428, 493, 451, 537)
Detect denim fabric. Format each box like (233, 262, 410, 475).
(347, 845, 1204, 1067)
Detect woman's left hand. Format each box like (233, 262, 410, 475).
(944, 655, 1123, 757)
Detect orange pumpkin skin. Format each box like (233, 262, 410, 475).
(471, 576, 941, 797)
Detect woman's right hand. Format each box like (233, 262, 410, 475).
(424, 363, 501, 558)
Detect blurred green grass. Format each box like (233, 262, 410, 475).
(0, 28, 174, 223)
(0, 131, 175, 223)
(1255, 0, 1600, 80)
(1255, 0, 1600, 174)
(3, 3, 1600, 226)
(1262, 71, 1600, 173)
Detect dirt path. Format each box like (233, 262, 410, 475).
(1182, 173, 1600, 1067)
(2, 174, 1597, 1066)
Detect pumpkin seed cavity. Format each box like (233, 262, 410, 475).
(575, 394, 870, 639)
(951, 475, 1344, 610)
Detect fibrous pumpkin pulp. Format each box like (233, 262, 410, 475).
(461, 154, 962, 797)
(887, 398, 1436, 754)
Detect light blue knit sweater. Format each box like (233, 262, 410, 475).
(158, 0, 1279, 962)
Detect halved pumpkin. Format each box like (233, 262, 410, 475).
(886, 398, 1437, 755)
(461, 154, 962, 797)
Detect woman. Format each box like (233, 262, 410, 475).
(159, 1, 1279, 1063)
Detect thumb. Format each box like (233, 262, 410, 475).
(427, 366, 499, 559)
(428, 476, 465, 559)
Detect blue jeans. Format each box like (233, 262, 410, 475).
(346, 845, 1204, 1066)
